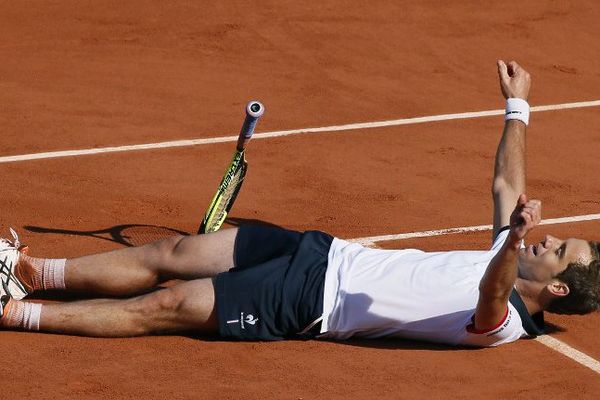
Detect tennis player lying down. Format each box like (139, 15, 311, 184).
(1, 61, 599, 347)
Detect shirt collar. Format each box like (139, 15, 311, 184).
(510, 289, 545, 336)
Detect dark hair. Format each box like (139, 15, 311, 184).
(547, 241, 600, 315)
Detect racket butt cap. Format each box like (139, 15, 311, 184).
(246, 101, 264, 118)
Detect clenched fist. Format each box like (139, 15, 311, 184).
(509, 194, 541, 244)
(497, 60, 531, 100)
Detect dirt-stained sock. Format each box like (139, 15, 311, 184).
(1, 300, 42, 331)
(19, 256, 67, 292)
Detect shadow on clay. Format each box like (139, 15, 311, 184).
(22, 216, 282, 248)
(318, 292, 564, 351)
(23, 224, 190, 247)
(224, 217, 285, 229)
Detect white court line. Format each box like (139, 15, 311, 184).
(349, 212, 600, 246)
(348, 213, 600, 374)
(535, 336, 600, 374)
(1, 99, 599, 164)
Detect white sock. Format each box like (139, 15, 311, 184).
(21, 256, 66, 291)
(1, 300, 42, 331)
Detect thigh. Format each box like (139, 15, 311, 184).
(158, 278, 218, 334)
(163, 225, 301, 279)
(166, 228, 239, 278)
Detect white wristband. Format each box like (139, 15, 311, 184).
(505, 98, 530, 126)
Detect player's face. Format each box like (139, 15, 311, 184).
(518, 234, 592, 283)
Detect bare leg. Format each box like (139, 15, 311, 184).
(21, 228, 238, 297)
(39, 278, 217, 337)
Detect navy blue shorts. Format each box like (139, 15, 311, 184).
(214, 225, 333, 341)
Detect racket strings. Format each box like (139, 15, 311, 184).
(209, 167, 244, 228)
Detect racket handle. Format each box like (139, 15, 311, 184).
(236, 101, 264, 151)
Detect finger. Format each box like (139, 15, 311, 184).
(523, 209, 541, 223)
(520, 209, 534, 221)
(507, 60, 519, 76)
(517, 194, 528, 207)
(522, 205, 540, 216)
(522, 210, 540, 225)
(521, 207, 537, 216)
(529, 199, 542, 207)
(520, 210, 535, 227)
(497, 60, 509, 81)
(523, 201, 542, 219)
(527, 207, 541, 222)
(513, 214, 527, 230)
(524, 200, 539, 207)
(522, 206, 539, 215)
(527, 199, 542, 208)
(523, 202, 541, 211)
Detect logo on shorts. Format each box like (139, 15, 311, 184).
(227, 312, 259, 329)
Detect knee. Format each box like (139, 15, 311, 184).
(143, 288, 183, 315)
(131, 288, 184, 333)
(145, 235, 185, 268)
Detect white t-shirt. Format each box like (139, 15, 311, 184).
(320, 229, 538, 347)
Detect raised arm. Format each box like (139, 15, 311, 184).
(475, 195, 541, 331)
(492, 60, 531, 238)
(474, 60, 537, 331)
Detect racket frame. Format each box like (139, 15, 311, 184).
(198, 101, 263, 234)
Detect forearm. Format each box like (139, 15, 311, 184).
(474, 238, 520, 329)
(492, 117, 528, 235)
(479, 239, 520, 299)
(493, 119, 527, 195)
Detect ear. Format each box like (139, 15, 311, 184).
(547, 280, 570, 297)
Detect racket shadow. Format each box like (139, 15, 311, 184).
(224, 217, 284, 229)
(23, 224, 190, 247)
(24, 218, 283, 247)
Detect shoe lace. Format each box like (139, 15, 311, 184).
(0, 228, 20, 250)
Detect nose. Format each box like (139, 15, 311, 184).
(544, 234, 563, 249)
(543, 235, 556, 248)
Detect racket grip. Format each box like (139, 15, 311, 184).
(237, 101, 264, 150)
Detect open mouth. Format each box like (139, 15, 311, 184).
(526, 244, 538, 257)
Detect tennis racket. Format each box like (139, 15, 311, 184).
(198, 101, 265, 234)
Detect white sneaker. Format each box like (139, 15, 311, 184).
(0, 228, 29, 302)
(1, 281, 12, 318)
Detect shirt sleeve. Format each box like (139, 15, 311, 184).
(491, 226, 510, 251)
(491, 226, 525, 252)
(461, 303, 527, 347)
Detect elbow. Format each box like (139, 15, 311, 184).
(492, 177, 508, 197)
(492, 177, 522, 199)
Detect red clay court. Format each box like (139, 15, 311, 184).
(1, 1, 599, 399)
